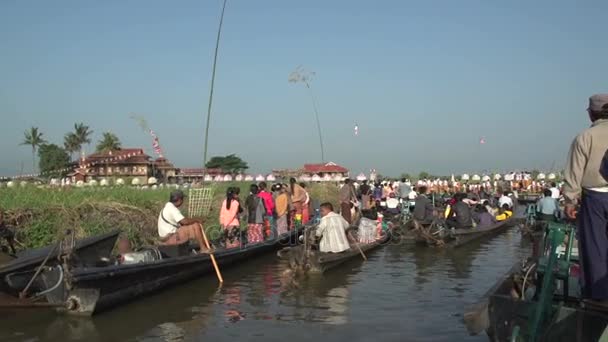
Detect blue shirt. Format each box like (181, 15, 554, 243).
(536, 197, 559, 216)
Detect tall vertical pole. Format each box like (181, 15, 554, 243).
(202, 0, 228, 183)
(305, 81, 325, 163)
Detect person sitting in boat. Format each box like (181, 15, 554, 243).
(495, 204, 513, 222)
(158, 190, 211, 253)
(473, 204, 496, 228)
(497, 190, 514, 210)
(445, 193, 473, 229)
(315, 202, 351, 253)
(385, 193, 400, 215)
(413, 186, 434, 225)
(536, 188, 559, 222)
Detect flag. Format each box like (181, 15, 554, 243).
(150, 130, 163, 157)
(479, 136, 486, 144)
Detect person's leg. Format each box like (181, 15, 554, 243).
(178, 223, 207, 252)
(341, 203, 352, 224)
(579, 191, 608, 300)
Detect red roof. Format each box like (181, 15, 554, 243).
(178, 168, 223, 176)
(83, 148, 150, 164)
(302, 162, 348, 173)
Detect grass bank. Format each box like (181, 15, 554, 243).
(0, 183, 339, 249)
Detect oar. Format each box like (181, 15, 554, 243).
(347, 231, 367, 261)
(200, 225, 223, 284)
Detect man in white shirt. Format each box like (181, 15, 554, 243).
(315, 202, 351, 253)
(549, 182, 560, 199)
(498, 191, 514, 209)
(158, 190, 210, 252)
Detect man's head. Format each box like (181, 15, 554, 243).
(550, 182, 556, 188)
(344, 178, 351, 185)
(250, 184, 259, 195)
(320, 202, 334, 217)
(169, 190, 185, 207)
(502, 203, 510, 211)
(418, 186, 428, 194)
(543, 189, 552, 197)
(289, 177, 297, 185)
(401, 178, 406, 183)
(587, 94, 608, 122)
(259, 181, 267, 190)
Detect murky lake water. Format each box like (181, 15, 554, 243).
(0, 230, 530, 342)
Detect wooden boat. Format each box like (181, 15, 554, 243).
(278, 229, 391, 273)
(413, 218, 522, 248)
(2, 229, 300, 315)
(0, 230, 120, 294)
(465, 222, 608, 341)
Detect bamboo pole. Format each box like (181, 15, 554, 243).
(200, 224, 223, 284)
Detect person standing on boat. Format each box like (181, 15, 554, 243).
(398, 178, 412, 204)
(245, 184, 266, 244)
(299, 183, 311, 224)
(315, 202, 351, 253)
(274, 184, 290, 235)
(157, 190, 210, 253)
(220, 188, 241, 248)
(564, 94, 608, 306)
(289, 178, 307, 227)
(359, 180, 372, 210)
(339, 179, 356, 224)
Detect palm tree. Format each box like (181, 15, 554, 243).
(63, 133, 80, 161)
(73, 123, 93, 156)
(21, 127, 46, 173)
(96, 132, 122, 153)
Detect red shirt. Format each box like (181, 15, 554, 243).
(258, 191, 275, 216)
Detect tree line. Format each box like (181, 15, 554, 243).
(20, 124, 123, 176)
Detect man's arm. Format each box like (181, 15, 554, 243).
(563, 134, 587, 204)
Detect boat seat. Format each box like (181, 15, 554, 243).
(157, 242, 191, 258)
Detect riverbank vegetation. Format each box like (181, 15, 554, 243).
(0, 183, 339, 249)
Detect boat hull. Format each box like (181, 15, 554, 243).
(50, 231, 299, 315)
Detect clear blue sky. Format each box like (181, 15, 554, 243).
(1, 0, 606, 177)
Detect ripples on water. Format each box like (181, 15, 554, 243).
(0, 229, 531, 342)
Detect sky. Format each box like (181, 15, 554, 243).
(1, 0, 607, 177)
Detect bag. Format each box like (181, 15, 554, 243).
(254, 197, 266, 224)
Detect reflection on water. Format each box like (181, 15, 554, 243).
(0, 229, 530, 342)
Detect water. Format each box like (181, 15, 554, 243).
(0, 230, 530, 342)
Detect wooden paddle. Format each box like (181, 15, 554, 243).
(347, 230, 367, 261)
(200, 224, 223, 284)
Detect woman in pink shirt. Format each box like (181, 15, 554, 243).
(258, 182, 275, 216)
(219, 188, 241, 248)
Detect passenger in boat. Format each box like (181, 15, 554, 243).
(495, 204, 513, 222)
(536, 189, 559, 222)
(157, 190, 210, 253)
(245, 184, 266, 244)
(220, 188, 241, 248)
(372, 182, 383, 207)
(473, 204, 496, 228)
(315, 202, 351, 253)
(497, 191, 514, 209)
(445, 193, 473, 229)
(398, 178, 412, 203)
(339, 178, 357, 224)
(300, 183, 311, 224)
(385, 193, 400, 215)
(289, 178, 307, 226)
(564, 94, 608, 307)
(274, 184, 290, 235)
(258, 182, 275, 218)
(413, 186, 434, 225)
(359, 180, 372, 210)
